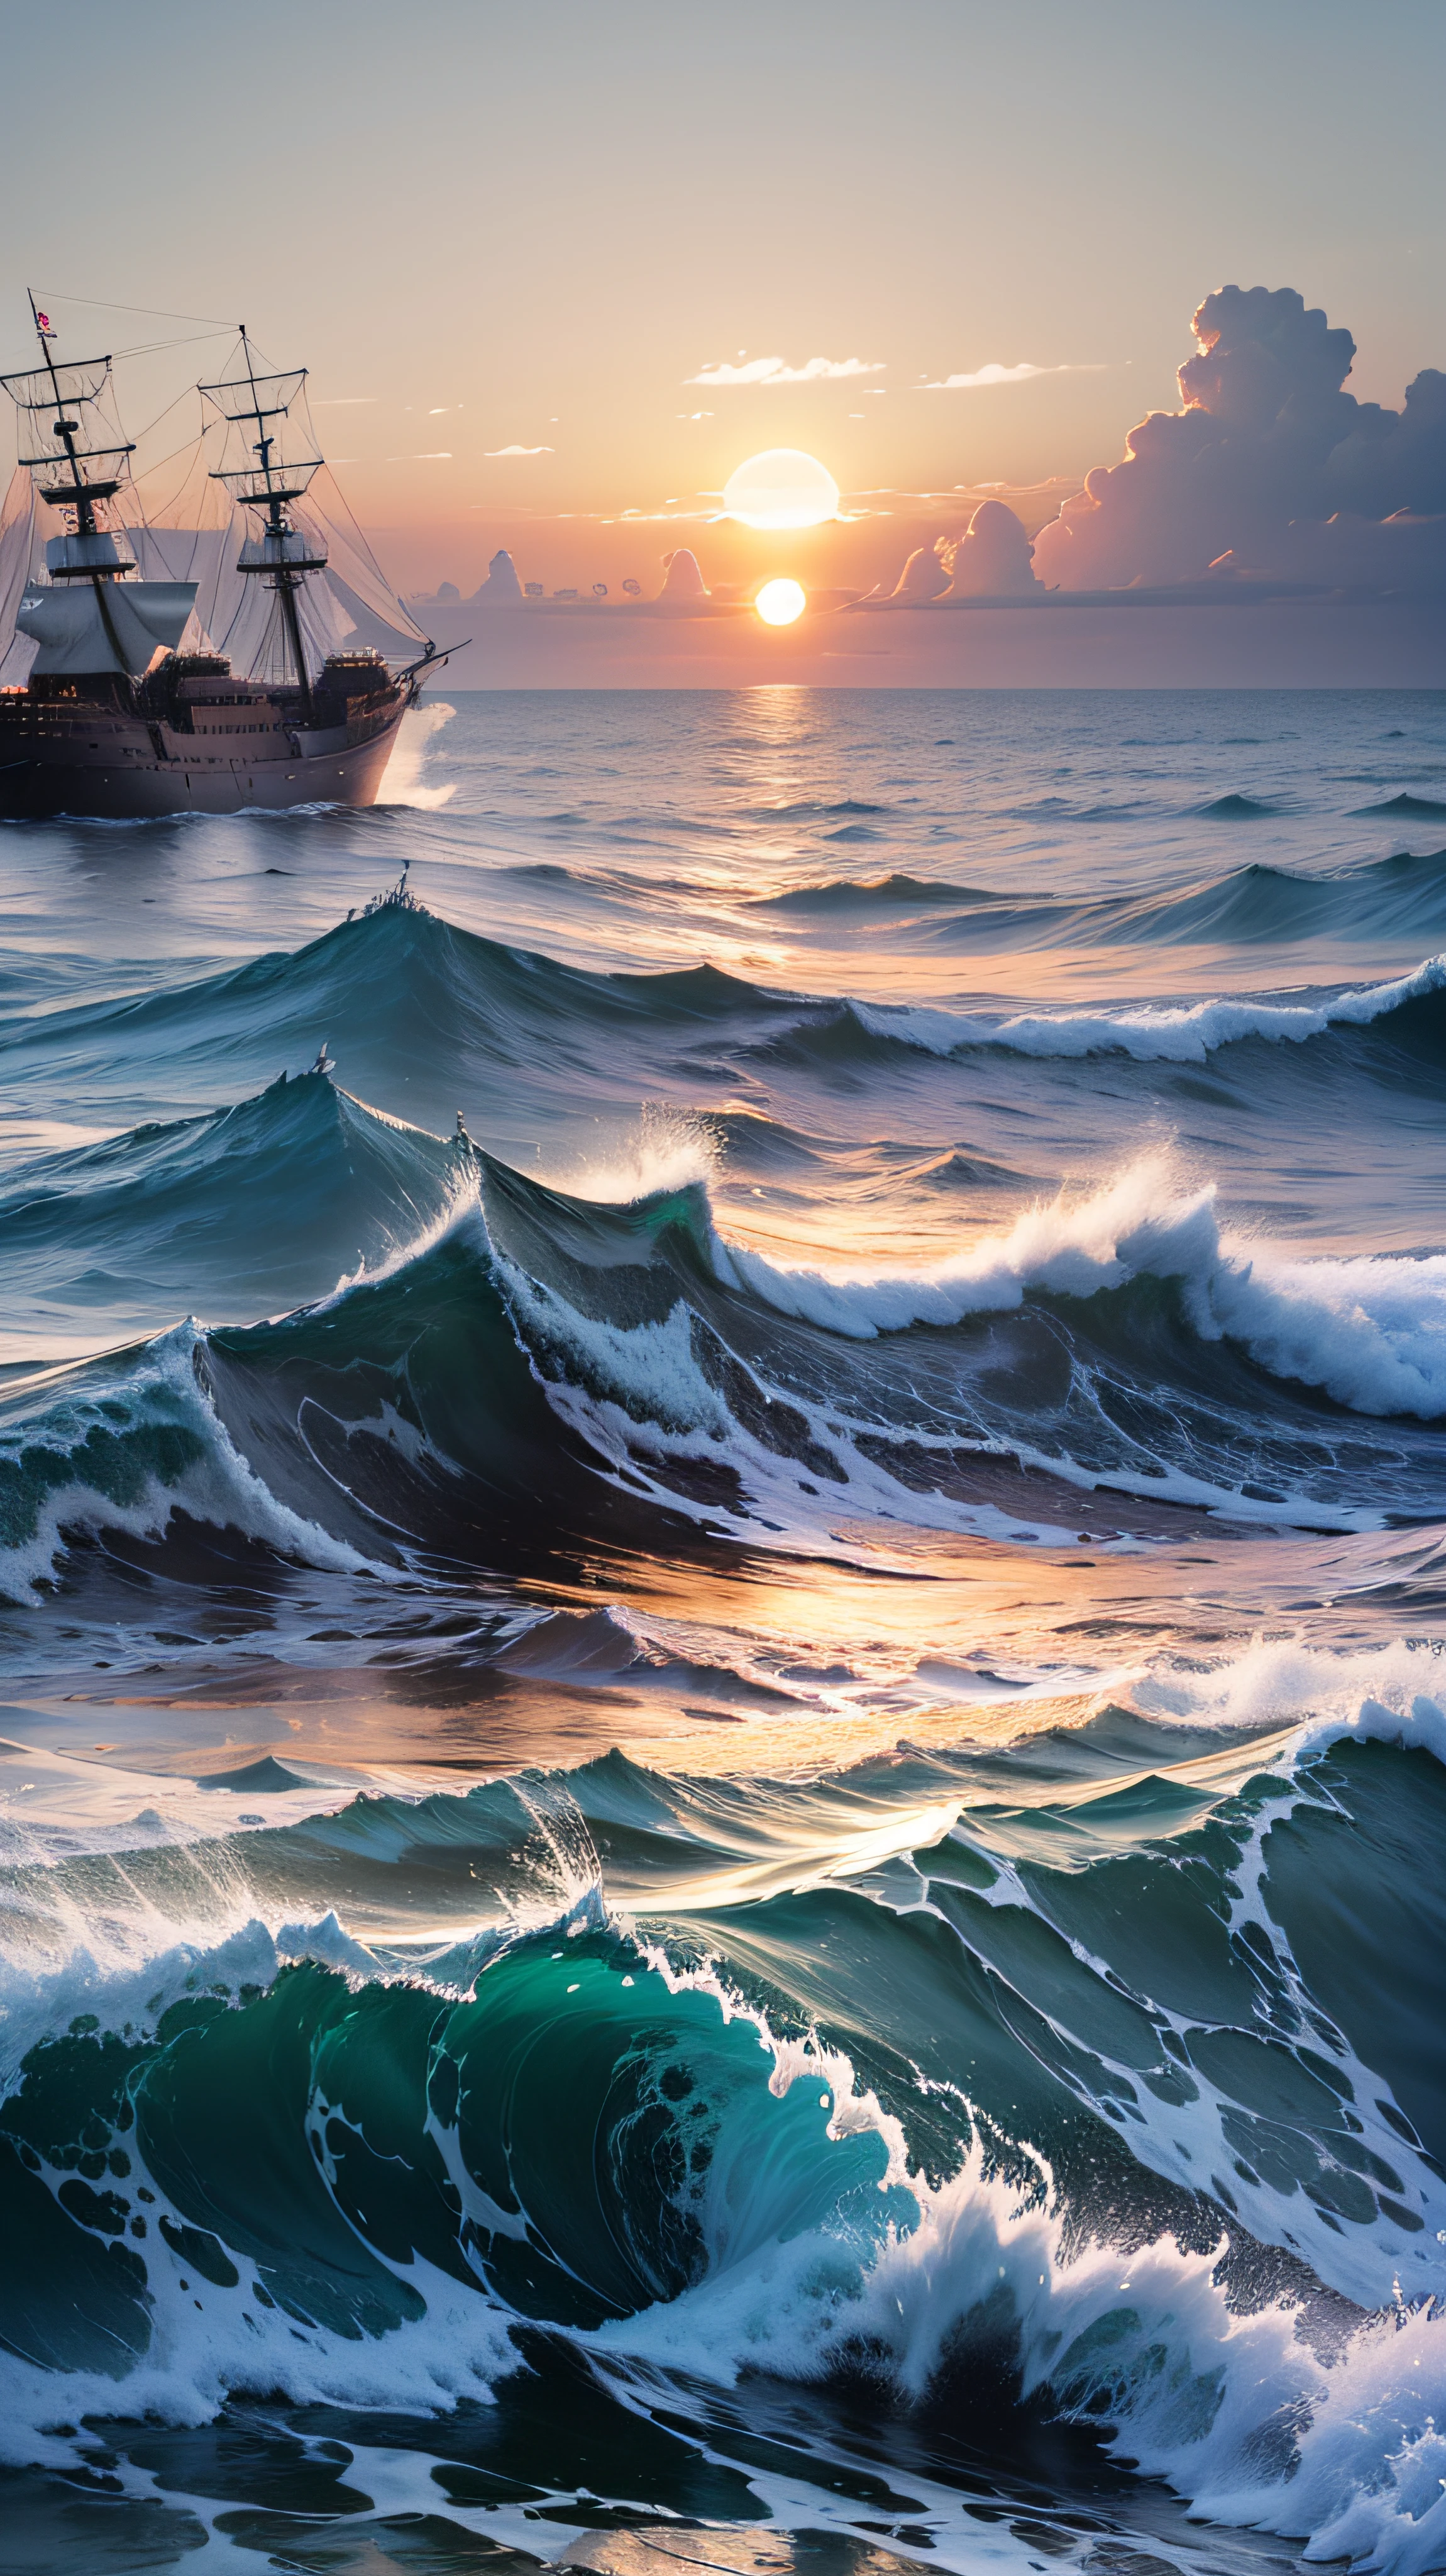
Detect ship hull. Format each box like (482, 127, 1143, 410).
(0, 684, 414, 820)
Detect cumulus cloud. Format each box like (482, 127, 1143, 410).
(1031, 285, 1446, 591)
(485, 443, 555, 457)
(686, 356, 884, 387)
(891, 545, 950, 601)
(656, 547, 709, 604)
(937, 499, 1041, 596)
(920, 361, 1084, 392)
(858, 501, 1043, 605)
(855, 545, 948, 603)
(472, 547, 524, 606)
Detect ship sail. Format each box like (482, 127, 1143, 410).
(0, 299, 196, 680)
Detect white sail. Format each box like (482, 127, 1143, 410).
(16, 579, 197, 676)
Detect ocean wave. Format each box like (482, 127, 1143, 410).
(1130, 845, 1446, 949)
(1353, 791, 1446, 818)
(0, 1067, 468, 1350)
(0, 1323, 375, 1602)
(8, 1143, 1446, 1616)
(1196, 791, 1278, 818)
(850, 953, 1446, 1064)
(2, 1691, 1443, 2563)
(8, 908, 1446, 1223)
(748, 845, 1446, 954)
(719, 1157, 1446, 1419)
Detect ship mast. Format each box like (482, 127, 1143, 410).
(201, 329, 327, 715)
(5, 294, 138, 675)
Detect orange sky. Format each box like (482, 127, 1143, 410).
(3, 1, 1444, 603)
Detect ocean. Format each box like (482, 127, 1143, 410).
(1, 686, 1444, 2576)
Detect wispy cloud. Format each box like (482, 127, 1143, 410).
(919, 362, 1101, 391)
(485, 443, 555, 457)
(314, 396, 377, 406)
(387, 450, 453, 461)
(685, 355, 885, 388)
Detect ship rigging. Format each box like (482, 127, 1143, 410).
(0, 296, 454, 818)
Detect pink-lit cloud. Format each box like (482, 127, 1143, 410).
(685, 356, 885, 388)
(485, 443, 556, 457)
(920, 361, 1095, 391)
(938, 499, 1041, 595)
(1032, 286, 1446, 590)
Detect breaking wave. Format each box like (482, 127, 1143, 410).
(2, 1667, 1443, 2570)
(7, 1132, 1446, 1624)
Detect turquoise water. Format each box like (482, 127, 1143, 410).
(1, 689, 1444, 2575)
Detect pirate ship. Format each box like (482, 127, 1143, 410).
(0, 298, 450, 818)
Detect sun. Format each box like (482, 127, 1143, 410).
(722, 448, 839, 530)
(756, 577, 807, 627)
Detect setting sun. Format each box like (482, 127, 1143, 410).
(755, 578, 807, 626)
(722, 448, 840, 530)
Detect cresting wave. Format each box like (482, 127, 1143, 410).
(719, 1155, 1446, 1419)
(1, 1665, 1444, 2571)
(7, 1132, 1446, 1614)
(852, 952, 1446, 1064)
(6, 902, 1446, 1162)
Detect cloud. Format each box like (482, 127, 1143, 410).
(1031, 285, 1446, 591)
(484, 443, 556, 457)
(855, 545, 947, 604)
(891, 546, 950, 601)
(387, 450, 453, 460)
(855, 502, 1044, 605)
(920, 362, 1085, 391)
(937, 499, 1041, 596)
(658, 547, 709, 604)
(685, 355, 885, 388)
(472, 547, 524, 607)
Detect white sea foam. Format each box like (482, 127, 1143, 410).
(540, 1103, 720, 1204)
(2, 1765, 1443, 2569)
(712, 1155, 1446, 1419)
(1132, 1632, 1446, 1766)
(590, 1979, 1446, 2576)
(0, 1323, 377, 1601)
(377, 698, 456, 808)
(0, 2240, 517, 2473)
(851, 952, 1446, 1063)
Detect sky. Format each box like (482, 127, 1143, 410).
(1, 0, 1444, 600)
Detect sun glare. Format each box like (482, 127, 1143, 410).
(723, 448, 840, 530)
(756, 578, 807, 626)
